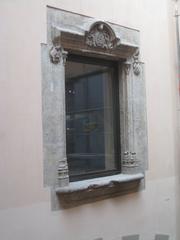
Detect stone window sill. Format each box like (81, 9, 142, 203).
(55, 173, 144, 208)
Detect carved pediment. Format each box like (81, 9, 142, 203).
(85, 21, 119, 50)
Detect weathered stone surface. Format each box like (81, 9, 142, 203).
(120, 57, 148, 174)
(41, 43, 69, 187)
(47, 7, 140, 47)
(55, 174, 144, 209)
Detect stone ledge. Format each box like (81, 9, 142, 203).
(56, 173, 144, 193)
(55, 173, 144, 208)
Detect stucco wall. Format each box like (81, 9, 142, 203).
(0, 0, 179, 239)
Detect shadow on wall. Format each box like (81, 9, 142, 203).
(94, 234, 170, 240)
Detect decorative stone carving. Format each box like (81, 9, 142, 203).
(58, 158, 69, 181)
(56, 173, 144, 208)
(123, 62, 131, 75)
(133, 50, 141, 76)
(49, 45, 68, 65)
(85, 21, 119, 49)
(122, 152, 139, 168)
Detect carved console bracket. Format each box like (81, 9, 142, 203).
(85, 21, 120, 50)
(56, 173, 144, 208)
(123, 50, 143, 76)
(41, 7, 148, 210)
(49, 26, 68, 65)
(49, 45, 68, 65)
(133, 50, 142, 76)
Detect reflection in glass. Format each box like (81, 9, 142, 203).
(65, 58, 118, 179)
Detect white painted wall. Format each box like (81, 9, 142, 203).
(0, 0, 179, 239)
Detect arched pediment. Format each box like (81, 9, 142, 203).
(85, 21, 120, 49)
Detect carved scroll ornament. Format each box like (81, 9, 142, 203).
(85, 21, 119, 50)
(123, 62, 131, 75)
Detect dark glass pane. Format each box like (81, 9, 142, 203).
(65, 57, 118, 179)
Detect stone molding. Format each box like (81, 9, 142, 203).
(58, 158, 69, 181)
(56, 173, 144, 208)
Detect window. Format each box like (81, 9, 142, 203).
(41, 7, 148, 209)
(65, 55, 120, 181)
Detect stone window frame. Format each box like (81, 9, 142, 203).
(41, 6, 148, 209)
